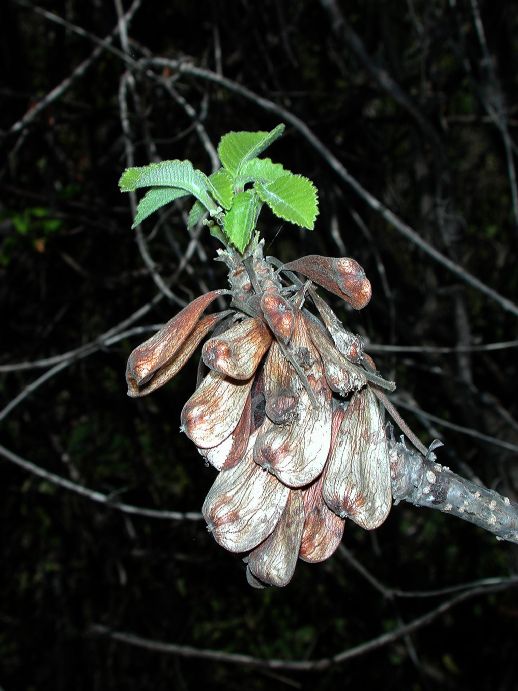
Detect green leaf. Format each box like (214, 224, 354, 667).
(255, 174, 319, 230)
(208, 169, 234, 210)
(235, 157, 287, 188)
(218, 124, 285, 176)
(223, 190, 261, 253)
(119, 160, 218, 213)
(187, 200, 207, 229)
(132, 187, 189, 228)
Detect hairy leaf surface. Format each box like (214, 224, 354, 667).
(208, 168, 234, 210)
(119, 160, 218, 213)
(223, 190, 261, 252)
(255, 173, 318, 229)
(218, 124, 285, 176)
(131, 187, 189, 228)
(235, 157, 287, 188)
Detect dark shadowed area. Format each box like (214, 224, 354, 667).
(1, 1, 518, 689)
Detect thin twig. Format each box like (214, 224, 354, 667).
(88, 578, 518, 671)
(0, 443, 202, 522)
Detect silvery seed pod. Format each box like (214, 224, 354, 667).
(198, 393, 251, 470)
(304, 313, 366, 396)
(202, 432, 290, 553)
(181, 370, 254, 448)
(263, 341, 299, 424)
(260, 290, 295, 344)
(299, 410, 346, 562)
(202, 316, 272, 381)
(323, 387, 392, 530)
(283, 255, 372, 310)
(255, 314, 333, 487)
(247, 489, 305, 587)
(127, 311, 231, 397)
(126, 289, 227, 392)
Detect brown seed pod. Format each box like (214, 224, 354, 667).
(198, 393, 251, 470)
(299, 473, 345, 563)
(260, 290, 295, 344)
(127, 311, 231, 397)
(202, 433, 290, 553)
(126, 290, 227, 391)
(283, 255, 371, 310)
(247, 489, 305, 587)
(323, 387, 392, 530)
(181, 370, 254, 448)
(202, 316, 272, 381)
(304, 312, 366, 396)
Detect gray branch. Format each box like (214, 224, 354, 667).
(390, 440, 518, 544)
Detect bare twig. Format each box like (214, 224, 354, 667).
(89, 577, 518, 670)
(0, 443, 202, 522)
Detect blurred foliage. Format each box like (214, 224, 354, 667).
(1, 0, 518, 689)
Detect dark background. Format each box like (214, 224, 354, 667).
(1, 1, 518, 689)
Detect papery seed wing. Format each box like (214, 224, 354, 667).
(202, 438, 290, 553)
(255, 389, 331, 487)
(283, 255, 371, 309)
(310, 292, 364, 363)
(181, 370, 253, 448)
(323, 387, 392, 530)
(127, 312, 231, 397)
(247, 490, 305, 587)
(202, 317, 272, 381)
(260, 291, 295, 344)
(304, 312, 366, 396)
(126, 290, 227, 389)
(198, 393, 251, 470)
(263, 341, 300, 424)
(299, 410, 346, 562)
(255, 314, 332, 487)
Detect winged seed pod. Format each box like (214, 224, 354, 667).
(126, 243, 408, 587)
(202, 316, 272, 380)
(197, 393, 251, 470)
(260, 290, 295, 344)
(126, 289, 227, 395)
(254, 313, 333, 487)
(181, 370, 254, 448)
(283, 255, 372, 310)
(247, 490, 305, 587)
(323, 387, 392, 529)
(202, 433, 290, 553)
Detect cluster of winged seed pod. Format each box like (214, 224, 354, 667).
(126, 241, 396, 587)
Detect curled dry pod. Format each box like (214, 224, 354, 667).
(127, 312, 231, 397)
(198, 393, 251, 470)
(202, 317, 272, 381)
(126, 290, 227, 392)
(181, 370, 253, 448)
(283, 255, 371, 310)
(323, 387, 392, 530)
(202, 433, 290, 553)
(260, 290, 295, 344)
(255, 314, 333, 487)
(310, 292, 364, 363)
(247, 490, 305, 587)
(304, 312, 366, 396)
